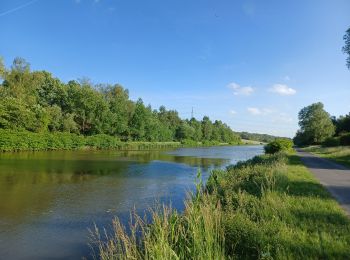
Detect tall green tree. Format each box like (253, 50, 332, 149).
(294, 102, 335, 145)
(0, 57, 241, 144)
(201, 116, 213, 140)
(343, 27, 350, 69)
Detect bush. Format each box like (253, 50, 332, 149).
(322, 136, 340, 147)
(181, 139, 199, 146)
(340, 132, 350, 146)
(264, 138, 293, 154)
(85, 134, 119, 149)
(0, 129, 86, 151)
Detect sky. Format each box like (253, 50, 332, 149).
(1, 0, 349, 137)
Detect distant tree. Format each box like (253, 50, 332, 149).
(189, 118, 201, 141)
(0, 57, 5, 79)
(332, 113, 350, 135)
(294, 102, 335, 145)
(343, 27, 350, 69)
(201, 116, 213, 140)
(0, 56, 242, 143)
(176, 121, 195, 140)
(129, 99, 148, 140)
(11, 57, 30, 73)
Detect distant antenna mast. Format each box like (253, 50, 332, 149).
(191, 107, 194, 118)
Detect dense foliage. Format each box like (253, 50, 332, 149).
(237, 131, 279, 143)
(343, 27, 350, 69)
(332, 113, 350, 135)
(0, 129, 183, 152)
(0, 57, 240, 147)
(264, 138, 293, 154)
(93, 153, 350, 259)
(293, 102, 335, 146)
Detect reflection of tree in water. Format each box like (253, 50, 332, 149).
(116, 150, 229, 170)
(0, 149, 228, 226)
(0, 158, 131, 225)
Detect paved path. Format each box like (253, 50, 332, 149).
(296, 149, 350, 216)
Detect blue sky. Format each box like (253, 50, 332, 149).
(1, 0, 349, 137)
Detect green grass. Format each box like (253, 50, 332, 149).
(91, 153, 350, 259)
(90, 193, 226, 260)
(303, 145, 350, 168)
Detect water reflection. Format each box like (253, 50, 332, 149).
(0, 145, 263, 259)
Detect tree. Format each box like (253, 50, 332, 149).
(0, 56, 242, 144)
(201, 116, 213, 140)
(0, 57, 5, 79)
(294, 102, 335, 145)
(103, 84, 133, 137)
(129, 99, 148, 140)
(343, 27, 350, 69)
(176, 121, 195, 140)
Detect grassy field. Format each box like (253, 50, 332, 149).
(91, 152, 350, 259)
(303, 146, 350, 168)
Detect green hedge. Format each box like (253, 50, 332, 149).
(322, 136, 340, 147)
(0, 130, 183, 152)
(0, 130, 86, 151)
(264, 138, 293, 154)
(340, 133, 350, 146)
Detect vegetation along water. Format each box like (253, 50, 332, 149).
(0, 145, 264, 259)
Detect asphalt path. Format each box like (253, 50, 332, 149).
(296, 149, 350, 216)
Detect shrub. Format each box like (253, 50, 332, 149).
(322, 136, 340, 147)
(181, 139, 199, 146)
(264, 138, 293, 154)
(86, 134, 119, 149)
(339, 132, 350, 146)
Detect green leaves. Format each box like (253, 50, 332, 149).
(0, 57, 240, 145)
(294, 102, 335, 145)
(343, 27, 350, 69)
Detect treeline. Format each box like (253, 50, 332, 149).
(0, 57, 240, 147)
(238, 131, 279, 143)
(293, 102, 350, 146)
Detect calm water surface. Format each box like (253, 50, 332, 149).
(0, 145, 263, 259)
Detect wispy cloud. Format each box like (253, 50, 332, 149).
(0, 0, 39, 17)
(283, 75, 290, 81)
(247, 107, 294, 125)
(272, 113, 294, 123)
(247, 107, 273, 116)
(229, 110, 237, 116)
(269, 84, 296, 96)
(227, 82, 254, 96)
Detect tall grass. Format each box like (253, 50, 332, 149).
(303, 145, 350, 167)
(90, 152, 350, 259)
(90, 193, 225, 260)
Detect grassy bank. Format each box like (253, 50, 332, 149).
(91, 152, 350, 259)
(303, 145, 350, 168)
(0, 129, 244, 152)
(0, 129, 182, 152)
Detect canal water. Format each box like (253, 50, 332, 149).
(0, 145, 263, 259)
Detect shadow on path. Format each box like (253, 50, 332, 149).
(296, 149, 350, 216)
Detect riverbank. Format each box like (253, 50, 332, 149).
(303, 145, 350, 168)
(0, 129, 243, 152)
(92, 152, 350, 259)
